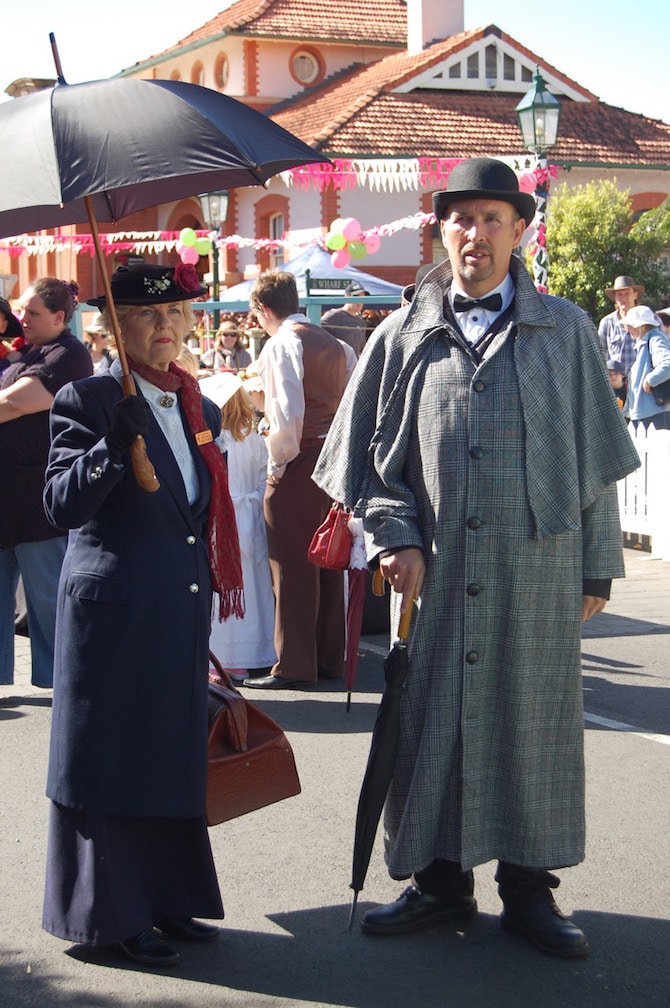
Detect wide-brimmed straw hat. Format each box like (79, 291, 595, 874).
(88, 263, 205, 308)
(432, 158, 536, 227)
(605, 275, 645, 300)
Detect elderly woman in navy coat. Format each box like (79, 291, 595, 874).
(42, 263, 243, 968)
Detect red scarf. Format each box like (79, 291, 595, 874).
(128, 356, 244, 621)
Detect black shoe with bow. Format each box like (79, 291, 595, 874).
(360, 885, 477, 935)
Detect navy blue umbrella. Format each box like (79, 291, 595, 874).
(0, 37, 329, 490)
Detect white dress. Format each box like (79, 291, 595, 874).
(209, 428, 277, 669)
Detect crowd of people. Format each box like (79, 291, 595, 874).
(2, 156, 668, 969)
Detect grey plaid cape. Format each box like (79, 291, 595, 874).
(314, 258, 640, 875)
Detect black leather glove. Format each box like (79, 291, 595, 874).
(106, 396, 151, 464)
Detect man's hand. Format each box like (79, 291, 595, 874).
(582, 595, 607, 622)
(379, 547, 425, 614)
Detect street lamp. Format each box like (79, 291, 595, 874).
(515, 69, 560, 292)
(199, 190, 229, 329)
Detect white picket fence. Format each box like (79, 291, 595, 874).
(617, 425, 670, 560)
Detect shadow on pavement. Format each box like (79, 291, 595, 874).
(3, 905, 666, 1008)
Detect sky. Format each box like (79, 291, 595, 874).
(2, 0, 668, 124)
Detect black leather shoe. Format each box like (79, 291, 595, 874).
(361, 885, 477, 935)
(154, 915, 219, 942)
(118, 928, 180, 966)
(501, 900, 589, 958)
(242, 674, 305, 689)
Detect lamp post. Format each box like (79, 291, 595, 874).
(198, 190, 229, 330)
(515, 68, 560, 292)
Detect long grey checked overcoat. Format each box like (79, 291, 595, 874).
(314, 258, 640, 876)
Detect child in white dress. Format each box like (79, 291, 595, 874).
(200, 371, 277, 681)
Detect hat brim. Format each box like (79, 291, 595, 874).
(433, 188, 536, 228)
(605, 285, 645, 300)
(87, 285, 206, 309)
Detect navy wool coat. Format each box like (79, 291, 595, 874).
(44, 360, 221, 819)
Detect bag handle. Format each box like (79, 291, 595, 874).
(208, 651, 249, 751)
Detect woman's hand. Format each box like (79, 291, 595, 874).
(379, 547, 425, 614)
(582, 595, 607, 622)
(106, 396, 150, 462)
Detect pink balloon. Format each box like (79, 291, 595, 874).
(331, 249, 351, 269)
(341, 217, 362, 241)
(518, 170, 537, 194)
(363, 233, 380, 254)
(180, 245, 200, 265)
(176, 241, 188, 257)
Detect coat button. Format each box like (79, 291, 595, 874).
(467, 516, 482, 530)
(188, 583, 199, 594)
(466, 651, 480, 664)
(473, 380, 485, 393)
(186, 535, 196, 545)
(469, 446, 483, 459)
(467, 583, 481, 596)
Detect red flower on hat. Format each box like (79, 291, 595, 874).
(173, 262, 202, 296)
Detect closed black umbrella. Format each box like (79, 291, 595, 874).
(0, 36, 330, 490)
(348, 597, 414, 931)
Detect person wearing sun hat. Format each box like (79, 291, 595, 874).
(314, 157, 640, 959)
(42, 261, 244, 967)
(620, 304, 670, 429)
(598, 275, 646, 374)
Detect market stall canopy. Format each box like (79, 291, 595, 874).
(219, 245, 404, 302)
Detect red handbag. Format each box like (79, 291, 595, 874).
(206, 653, 301, 825)
(307, 502, 352, 570)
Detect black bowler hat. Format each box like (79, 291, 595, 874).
(432, 158, 536, 228)
(88, 263, 205, 308)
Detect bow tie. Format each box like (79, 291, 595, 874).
(453, 292, 503, 313)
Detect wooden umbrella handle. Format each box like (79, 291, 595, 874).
(85, 197, 159, 493)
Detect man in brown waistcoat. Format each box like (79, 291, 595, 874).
(243, 270, 347, 689)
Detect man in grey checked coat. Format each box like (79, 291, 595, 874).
(313, 158, 640, 958)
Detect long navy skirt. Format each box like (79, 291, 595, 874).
(43, 801, 224, 946)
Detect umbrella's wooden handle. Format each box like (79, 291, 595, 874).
(130, 437, 160, 493)
(397, 605, 413, 642)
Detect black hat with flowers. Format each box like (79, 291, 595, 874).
(88, 263, 205, 308)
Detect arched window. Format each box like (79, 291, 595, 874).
(289, 47, 325, 87)
(269, 213, 285, 271)
(214, 52, 229, 90)
(170, 69, 182, 82)
(191, 61, 205, 86)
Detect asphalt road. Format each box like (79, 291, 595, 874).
(0, 550, 668, 1008)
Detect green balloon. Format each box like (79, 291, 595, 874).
(348, 240, 367, 260)
(326, 231, 346, 251)
(179, 227, 197, 247)
(195, 237, 212, 256)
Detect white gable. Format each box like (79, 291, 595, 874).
(394, 34, 591, 102)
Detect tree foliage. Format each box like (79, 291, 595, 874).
(543, 179, 670, 320)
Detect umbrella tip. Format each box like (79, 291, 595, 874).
(346, 690, 352, 713)
(347, 891, 359, 933)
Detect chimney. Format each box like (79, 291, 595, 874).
(406, 0, 464, 54)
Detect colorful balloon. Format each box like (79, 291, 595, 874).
(348, 240, 367, 260)
(325, 231, 346, 250)
(195, 237, 212, 256)
(180, 245, 200, 265)
(341, 217, 362, 242)
(517, 170, 537, 194)
(179, 227, 197, 247)
(329, 218, 345, 233)
(331, 249, 350, 269)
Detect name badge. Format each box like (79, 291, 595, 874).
(195, 430, 213, 446)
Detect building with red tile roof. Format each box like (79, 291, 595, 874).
(3, 0, 669, 299)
